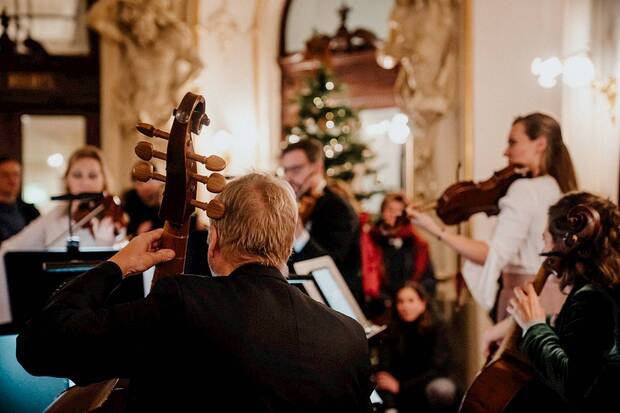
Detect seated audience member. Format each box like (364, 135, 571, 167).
(0, 155, 40, 243)
(376, 281, 459, 413)
(16, 173, 372, 412)
(122, 162, 164, 237)
(0, 146, 125, 325)
(362, 192, 437, 320)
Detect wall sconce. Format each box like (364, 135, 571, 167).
(531, 54, 617, 123)
(363, 113, 410, 144)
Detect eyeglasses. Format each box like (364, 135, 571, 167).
(283, 163, 310, 175)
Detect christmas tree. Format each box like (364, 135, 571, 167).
(284, 66, 378, 197)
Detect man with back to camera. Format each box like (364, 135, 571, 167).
(280, 139, 363, 305)
(0, 155, 39, 244)
(16, 172, 372, 412)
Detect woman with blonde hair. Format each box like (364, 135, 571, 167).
(0, 146, 126, 324)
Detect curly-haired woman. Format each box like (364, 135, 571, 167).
(509, 192, 620, 412)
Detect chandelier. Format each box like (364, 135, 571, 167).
(0, 6, 48, 57)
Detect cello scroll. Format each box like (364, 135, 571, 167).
(133, 92, 227, 284)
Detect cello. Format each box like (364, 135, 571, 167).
(44, 92, 227, 413)
(458, 204, 602, 413)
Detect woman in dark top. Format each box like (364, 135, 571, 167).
(375, 281, 458, 412)
(509, 192, 620, 412)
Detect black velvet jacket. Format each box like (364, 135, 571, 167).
(521, 283, 620, 412)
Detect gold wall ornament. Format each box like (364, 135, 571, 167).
(379, 0, 459, 202)
(87, 0, 204, 138)
(592, 77, 617, 124)
(201, 0, 241, 52)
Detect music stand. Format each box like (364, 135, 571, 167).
(287, 275, 327, 305)
(2, 249, 143, 335)
(293, 256, 387, 340)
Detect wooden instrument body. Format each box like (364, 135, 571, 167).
(458, 350, 535, 413)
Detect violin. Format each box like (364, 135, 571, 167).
(417, 165, 530, 225)
(72, 195, 127, 235)
(298, 188, 322, 224)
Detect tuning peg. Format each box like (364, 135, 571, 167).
(135, 141, 166, 162)
(136, 123, 170, 140)
(191, 199, 225, 219)
(188, 152, 226, 171)
(133, 161, 166, 183)
(190, 172, 226, 193)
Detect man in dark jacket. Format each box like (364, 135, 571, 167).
(16, 172, 372, 412)
(0, 155, 39, 243)
(281, 139, 362, 304)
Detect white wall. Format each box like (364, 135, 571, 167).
(193, 0, 285, 180)
(561, 0, 620, 202)
(472, 0, 565, 241)
(467, 0, 566, 372)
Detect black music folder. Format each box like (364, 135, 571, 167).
(2, 249, 143, 335)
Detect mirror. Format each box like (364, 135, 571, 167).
(280, 0, 406, 212)
(0, 0, 91, 55)
(284, 0, 391, 55)
(21, 114, 86, 212)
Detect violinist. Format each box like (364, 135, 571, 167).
(362, 192, 437, 321)
(407, 113, 578, 351)
(0, 146, 126, 324)
(280, 138, 362, 304)
(508, 192, 620, 412)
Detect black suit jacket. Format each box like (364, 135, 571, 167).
(290, 187, 361, 301)
(17, 199, 40, 224)
(0, 199, 40, 242)
(17, 262, 372, 412)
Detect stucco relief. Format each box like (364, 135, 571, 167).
(380, 0, 459, 201)
(87, 0, 203, 137)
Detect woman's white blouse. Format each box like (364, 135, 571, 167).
(0, 204, 125, 324)
(462, 175, 562, 310)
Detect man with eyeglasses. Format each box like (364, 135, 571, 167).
(280, 139, 362, 305)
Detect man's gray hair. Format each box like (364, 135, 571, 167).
(211, 172, 297, 267)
